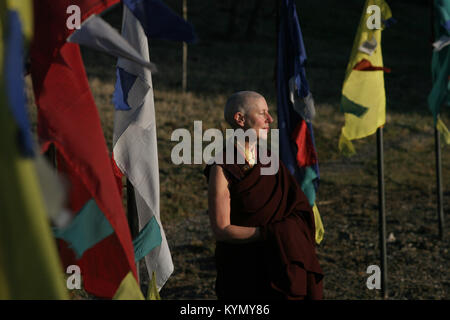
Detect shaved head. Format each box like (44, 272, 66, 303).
(224, 91, 264, 128)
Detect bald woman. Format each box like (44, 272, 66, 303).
(204, 91, 323, 300)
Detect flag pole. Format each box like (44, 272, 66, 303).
(376, 127, 388, 299)
(434, 125, 445, 239)
(182, 0, 188, 92)
(126, 179, 140, 284)
(430, 0, 445, 240)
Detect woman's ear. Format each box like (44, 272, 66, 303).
(234, 112, 245, 128)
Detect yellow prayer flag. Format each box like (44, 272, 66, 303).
(312, 204, 324, 245)
(6, 0, 33, 43)
(147, 271, 161, 300)
(0, 0, 68, 300)
(112, 272, 145, 300)
(339, 0, 393, 155)
(437, 116, 450, 144)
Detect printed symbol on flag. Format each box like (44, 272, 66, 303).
(432, 35, 450, 52)
(358, 36, 377, 55)
(288, 76, 316, 123)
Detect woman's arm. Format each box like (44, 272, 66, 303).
(208, 165, 261, 243)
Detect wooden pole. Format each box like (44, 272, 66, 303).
(182, 0, 187, 92)
(377, 127, 388, 299)
(434, 126, 445, 239)
(430, 0, 445, 240)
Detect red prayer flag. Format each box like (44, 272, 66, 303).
(291, 119, 318, 168)
(111, 152, 125, 199)
(30, 0, 137, 298)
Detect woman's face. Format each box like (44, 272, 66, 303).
(242, 97, 273, 140)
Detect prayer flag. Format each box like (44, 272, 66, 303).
(429, 0, 450, 144)
(0, 0, 68, 299)
(112, 0, 196, 291)
(339, 0, 394, 155)
(122, 0, 197, 43)
(67, 14, 157, 72)
(276, 0, 324, 244)
(3, 0, 33, 157)
(30, 0, 141, 299)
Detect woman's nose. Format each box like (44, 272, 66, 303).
(266, 112, 273, 123)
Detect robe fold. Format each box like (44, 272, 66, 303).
(205, 147, 323, 300)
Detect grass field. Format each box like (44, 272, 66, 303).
(26, 0, 449, 299)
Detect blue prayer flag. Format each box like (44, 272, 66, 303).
(5, 10, 34, 157)
(276, 0, 324, 244)
(276, 0, 319, 195)
(123, 0, 197, 43)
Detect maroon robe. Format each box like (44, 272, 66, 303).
(204, 147, 323, 300)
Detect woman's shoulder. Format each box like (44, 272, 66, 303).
(204, 146, 247, 185)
